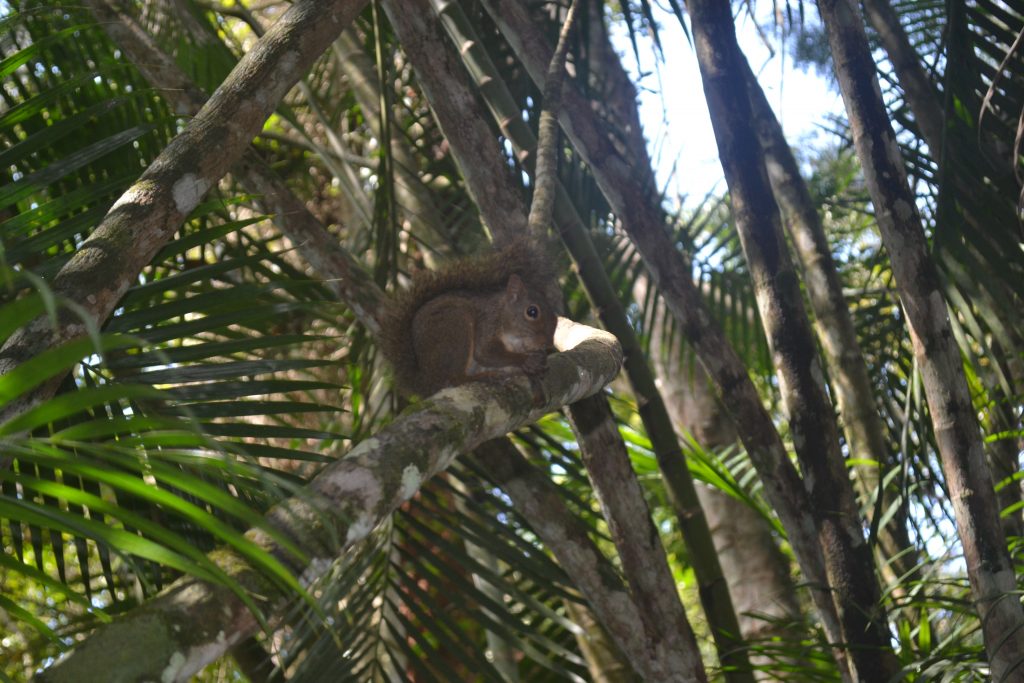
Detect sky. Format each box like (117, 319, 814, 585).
(612, 4, 846, 207)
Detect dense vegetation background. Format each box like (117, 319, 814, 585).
(1, 0, 1023, 680)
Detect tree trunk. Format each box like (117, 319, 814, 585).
(942, 0, 1024, 545)
(478, 3, 854, 675)
(476, 439, 703, 682)
(860, 0, 945, 156)
(865, 0, 1024, 543)
(684, 0, 899, 677)
(637, 275, 806, 679)
(565, 395, 709, 683)
(563, 599, 639, 683)
(816, 0, 1024, 677)
(741, 54, 920, 587)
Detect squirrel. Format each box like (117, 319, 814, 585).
(380, 238, 559, 397)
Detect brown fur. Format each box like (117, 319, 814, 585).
(380, 237, 558, 396)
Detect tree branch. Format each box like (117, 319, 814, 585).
(475, 439, 702, 683)
(38, 319, 622, 683)
(565, 395, 711, 681)
(0, 0, 370, 426)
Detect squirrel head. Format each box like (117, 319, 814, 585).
(498, 274, 558, 353)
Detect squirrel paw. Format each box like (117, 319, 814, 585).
(526, 373, 547, 407)
(522, 352, 548, 376)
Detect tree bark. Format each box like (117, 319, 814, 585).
(860, 0, 945, 156)
(477, 439, 702, 683)
(635, 273, 807, 679)
(741, 54, 920, 586)
(477, 2, 852, 675)
(684, 1, 899, 677)
(943, 0, 1024, 543)
(562, 599, 639, 683)
(379, 0, 529, 248)
(864, 0, 1024, 552)
(816, 0, 1024, 678)
(566, 395, 709, 682)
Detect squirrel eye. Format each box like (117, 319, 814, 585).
(526, 305, 540, 320)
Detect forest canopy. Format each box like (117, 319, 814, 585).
(1, 0, 1023, 681)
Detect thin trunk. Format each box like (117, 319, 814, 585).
(943, 2, 1024, 545)
(636, 275, 807, 677)
(426, 2, 754, 677)
(475, 439, 701, 683)
(480, 3, 853, 677)
(816, 0, 1024, 677)
(860, 0, 945, 156)
(864, 0, 1024, 548)
(677, 393, 804, 640)
(378, 0, 528, 247)
(742, 55, 920, 586)
(563, 599, 639, 683)
(566, 395, 709, 682)
(684, 0, 900, 677)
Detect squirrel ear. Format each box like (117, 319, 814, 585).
(506, 273, 525, 300)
